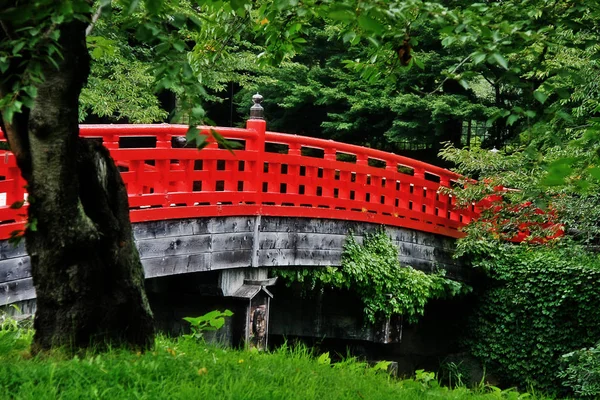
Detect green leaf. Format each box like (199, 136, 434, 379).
(490, 53, 508, 69)
(507, 114, 520, 126)
(126, 0, 140, 15)
(274, 0, 293, 11)
(211, 129, 240, 154)
(328, 9, 355, 21)
(173, 40, 186, 52)
(358, 15, 384, 34)
(541, 158, 576, 186)
(196, 135, 209, 150)
(209, 317, 225, 329)
(557, 111, 574, 124)
(191, 106, 205, 119)
(317, 352, 331, 365)
(413, 57, 424, 70)
(439, 26, 455, 35)
(533, 90, 548, 104)
(472, 51, 486, 64)
(26, 217, 37, 232)
(373, 361, 391, 371)
(10, 200, 25, 209)
(186, 126, 199, 143)
(342, 31, 356, 43)
(588, 167, 600, 180)
(8, 230, 23, 246)
(288, 23, 302, 34)
(230, 0, 246, 11)
(441, 36, 456, 47)
(144, 0, 164, 14)
(12, 41, 25, 55)
(91, 47, 103, 60)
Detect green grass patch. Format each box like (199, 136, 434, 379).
(0, 331, 548, 400)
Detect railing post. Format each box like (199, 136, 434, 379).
(246, 93, 266, 205)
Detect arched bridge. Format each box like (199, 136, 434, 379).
(0, 105, 477, 312)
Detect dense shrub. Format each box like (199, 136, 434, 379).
(558, 344, 600, 398)
(467, 243, 600, 393)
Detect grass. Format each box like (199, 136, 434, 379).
(0, 319, 548, 399)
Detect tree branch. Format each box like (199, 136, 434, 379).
(86, 4, 103, 36)
(0, 85, 32, 179)
(428, 55, 472, 95)
(0, 20, 14, 40)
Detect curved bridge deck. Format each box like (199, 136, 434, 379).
(0, 119, 476, 306)
(0, 216, 461, 306)
(0, 121, 475, 240)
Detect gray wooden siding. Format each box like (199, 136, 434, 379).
(0, 216, 463, 306)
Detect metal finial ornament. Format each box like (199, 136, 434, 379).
(250, 93, 264, 120)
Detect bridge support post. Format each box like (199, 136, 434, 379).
(218, 267, 276, 350)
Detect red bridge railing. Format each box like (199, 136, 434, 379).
(0, 112, 477, 240)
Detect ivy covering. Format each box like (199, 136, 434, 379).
(466, 243, 600, 393)
(276, 230, 470, 324)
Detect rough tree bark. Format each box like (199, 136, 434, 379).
(1, 18, 154, 352)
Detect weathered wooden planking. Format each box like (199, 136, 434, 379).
(137, 234, 212, 259)
(257, 230, 457, 271)
(142, 253, 211, 279)
(211, 232, 254, 251)
(261, 216, 456, 250)
(143, 250, 255, 278)
(0, 277, 35, 305)
(0, 256, 31, 283)
(259, 232, 347, 251)
(258, 249, 344, 266)
(0, 240, 27, 260)
(211, 250, 253, 270)
(0, 216, 465, 305)
(133, 219, 200, 239)
(211, 216, 255, 234)
(261, 217, 367, 235)
(132, 216, 255, 240)
(396, 242, 455, 266)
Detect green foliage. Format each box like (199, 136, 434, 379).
(440, 140, 600, 249)
(182, 309, 233, 341)
(80, 33, 168, 123)
(0, 325, 549, 399)
(277, 229, 471, 324)
(237, 24, 495, 155)
(0, 309, 34, 359)
(0, 0, 92, 123)
(466, 243, 600, 393)
(558, 344, 600, 398)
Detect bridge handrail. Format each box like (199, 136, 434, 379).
(0, 119, 476, 240)
(263, 131, 462, 182)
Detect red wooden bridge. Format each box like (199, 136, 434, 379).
(0, 112, 476, 241)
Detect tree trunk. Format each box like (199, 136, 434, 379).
(2, 19, 154, 352)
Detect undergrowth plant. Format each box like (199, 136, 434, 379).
(0, 308, 34, 358)
(183, 309, 233, 341)
(276, 229, 471, 324)
(558, 344, 600, 398)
